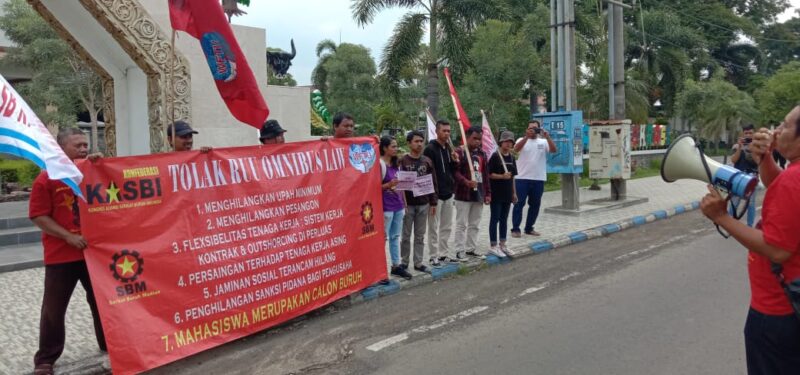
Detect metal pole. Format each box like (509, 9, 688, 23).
(557, 0, 565, 110)
(613, 5, 625, 120)
(607, 3, 615, 119)
(564, 0, 572, 111)
(568, 0, 578, 110)
(550, 0, 557, 112)
(610, 2, 627, 200)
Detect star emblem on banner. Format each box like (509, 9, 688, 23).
(106, 182, 120, 203)
(116, 256, 137, 276)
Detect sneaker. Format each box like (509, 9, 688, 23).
(488, 246, 506, 258)
(414, 264, 431, 273)
(500, 244, 514, 257)
(391, 266, 413, 280)
(511, 231, 521, 238)
(400, 263, 409, 270)
(456, 251, 470, 262)
(430, 257, 441, 267)
(525, 230, 541, 236)
(466, 251, 486, 259)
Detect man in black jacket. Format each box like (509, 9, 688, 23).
(423, 119, 462, 266)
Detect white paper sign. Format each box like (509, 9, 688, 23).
(396, 171, 417, 191)
(412, 174, 435, 197)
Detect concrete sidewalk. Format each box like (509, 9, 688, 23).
(0, 176, 714, 375)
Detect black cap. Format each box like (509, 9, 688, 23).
(167, 121, 198, 137)
(260, 119, 287, 140)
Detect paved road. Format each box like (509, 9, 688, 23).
(151, 210, 752, 375)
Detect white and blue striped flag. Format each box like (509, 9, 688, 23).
(0, 74, 83, 196)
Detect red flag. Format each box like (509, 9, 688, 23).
(168, 0, 268, 128)
(443, 67, 471, 134)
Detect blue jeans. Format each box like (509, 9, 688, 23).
(730, 187, 757, 227)
(384, 210, 404, 266)
(489, 202, 511, 245)
(512, 179, 545, 233)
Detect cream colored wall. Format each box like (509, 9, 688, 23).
(140, 1, 310, 147)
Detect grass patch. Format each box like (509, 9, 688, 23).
(543, 158, 661, 192)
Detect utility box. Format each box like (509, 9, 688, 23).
(533, 111, 584, 174)
(588, 119, 632, 179)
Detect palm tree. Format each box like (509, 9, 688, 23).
(311, 39, 338, 94)
(626, 9, 709, 115)
(352, 0, 503, 118)
(675, 78, 758, 152)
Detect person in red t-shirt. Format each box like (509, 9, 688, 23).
(30, 128, 105, 375)
(701, 105, 800, 375)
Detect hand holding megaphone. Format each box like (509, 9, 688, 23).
(700, 185, 728, 224)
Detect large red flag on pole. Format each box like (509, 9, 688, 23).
(168, 0, 268, 128)
(443, 67, 472, 134)
(443, 67, 476, 185)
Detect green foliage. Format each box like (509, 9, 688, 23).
(755, 61, 800, 125)
(317, 43, 380, 128)
(459, 20, 538, 137)
(0, 0, 91, 128)
(351, 0, 505, 118)
(0, 159, 40, 187)
(675, 78, 758, 146)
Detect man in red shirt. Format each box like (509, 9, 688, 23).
(30, 128, 105, 375)
(701, 105, 800, 374)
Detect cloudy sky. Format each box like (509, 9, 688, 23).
(231, 0, 800, 86)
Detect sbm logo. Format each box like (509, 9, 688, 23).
(85, 178, 163, 205)
(110, 249, 147, 296)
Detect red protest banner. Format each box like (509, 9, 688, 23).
(78, 138, 386, 374)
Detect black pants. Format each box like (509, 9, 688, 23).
(744, 308, 800, 375)
(34, 261, 106, 366)
(489, 201, 511, 245)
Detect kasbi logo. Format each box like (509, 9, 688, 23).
(110, 249, 147, 297)
(84, 166, 163, 211)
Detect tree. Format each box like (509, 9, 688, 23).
(755, 61, 800, 125)
(0, 0, 100, 137)
(311, 39, 338, 94)
(352, 0, 504, 118)
(459, 20, 538, 136)
(675, 78, 758, 150)
(314, 43, 380, 130)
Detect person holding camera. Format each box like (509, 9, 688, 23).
(511, 120, 556, 237)
(700, 105, 800, 375)
(730, 124, 760, 227)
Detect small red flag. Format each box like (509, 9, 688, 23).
(168, 0, 268, 128)
(443, 67, 471, 134)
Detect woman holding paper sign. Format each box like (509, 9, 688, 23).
(380, 136, 412, 280)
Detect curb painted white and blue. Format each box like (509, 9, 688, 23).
(350, 200, 702, 304)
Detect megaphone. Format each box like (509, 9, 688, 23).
(661, 134, 757, 199)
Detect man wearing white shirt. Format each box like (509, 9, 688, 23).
(511, 120, 556, 237)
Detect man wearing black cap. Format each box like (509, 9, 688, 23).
(260, 119, 287, 145)
(167, 121, 210, 152)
